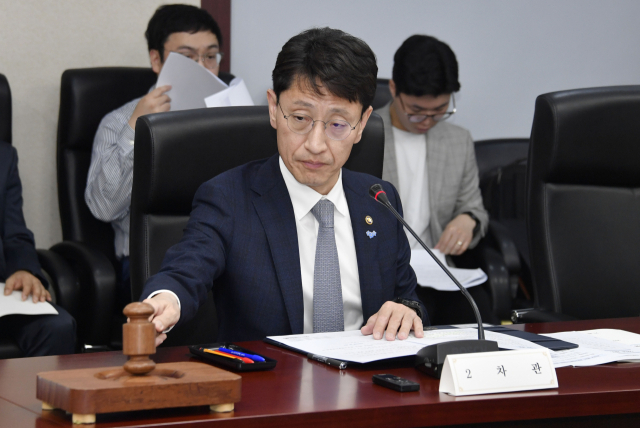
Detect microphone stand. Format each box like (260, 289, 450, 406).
(370, 184, 498, 378)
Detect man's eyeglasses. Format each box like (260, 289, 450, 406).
(171, 50, 223, 70)
(398, 93, 456, 123)
(278, 103, 361, 141)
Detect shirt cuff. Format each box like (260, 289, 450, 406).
(146, 290, 181, 333)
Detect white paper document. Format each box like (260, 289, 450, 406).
(410, 249, 487, 291)
(581, 329, 640, 362)
(543, 331, 640, 368)
(156, 52, 228, 111)
(205, 77, 254, 107)
(581, 329, 640, 346)
(267, 328, 545, 364)
(0, 283, 58, 317)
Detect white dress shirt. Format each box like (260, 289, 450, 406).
(393, 126, 431, 249)
(279, 157, 363, 333)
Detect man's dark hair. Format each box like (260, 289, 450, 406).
(272, 27, 378, 114)
(392, 35, 460, 97)
(145, 4, 223, 58)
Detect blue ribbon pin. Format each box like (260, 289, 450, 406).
(366, 230, 377, 239)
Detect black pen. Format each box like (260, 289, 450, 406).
(307, 353, 348, 370)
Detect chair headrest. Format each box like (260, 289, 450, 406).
(530, 85, 640, 186)
(132, 106, 384, 214)
(57, 67, 157, 151)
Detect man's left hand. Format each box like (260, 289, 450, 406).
(434, 213, 476, 255)
(4, 270, 51, 303)
(361, 301, 424, 341)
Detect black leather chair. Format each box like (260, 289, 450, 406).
(371, 78, 392, 110)
(52, 67, 157, 349)
(0, 74, 11, 144)
(0, 74, 79, 359)
(52, 67, 236, 348)
(475, 139, 531, 306)
(514, 86, 640, 323)
(129, 106, 385, 346)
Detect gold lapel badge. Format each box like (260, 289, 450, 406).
(365, 216, 373, 225)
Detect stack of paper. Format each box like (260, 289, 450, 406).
(155, 52, 254, 111)
(268, 327, 640, 369)
(267, 329, 545, 364)
(410, 249, 487, 291)
(543, 330, 640, 368)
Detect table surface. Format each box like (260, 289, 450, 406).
(2, 317, 640, 428)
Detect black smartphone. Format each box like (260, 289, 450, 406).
(372, 374, 420, 392)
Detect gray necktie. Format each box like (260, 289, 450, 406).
(311, 199, 344, 333)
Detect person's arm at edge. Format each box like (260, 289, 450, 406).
(2, 146, 51, 302)
(84, 102, 139, 223)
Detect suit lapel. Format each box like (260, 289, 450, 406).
(251, 156, 304, 334)
(426, 124, 448, 244)
(343, 171, 383, 321)
(377, 103, 399, 186)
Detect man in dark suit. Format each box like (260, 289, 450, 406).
(142, 28, 427, 345)
(0, 142, 76, 357)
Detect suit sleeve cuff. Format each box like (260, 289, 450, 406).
(146, 290, 181, 333)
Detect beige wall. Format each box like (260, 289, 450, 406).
(0, 0, 199, 249)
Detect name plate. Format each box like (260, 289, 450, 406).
(439, 349, 558, 396)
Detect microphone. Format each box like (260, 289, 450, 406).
(369, 184, 498, 378)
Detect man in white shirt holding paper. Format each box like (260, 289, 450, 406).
(85, 4, 233, 308)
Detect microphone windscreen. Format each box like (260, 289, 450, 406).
(369, 184, 384, 198)
(369, 184, 390, 204)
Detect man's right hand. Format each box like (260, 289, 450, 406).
(142, 292, 180, 347)
(127, 85, 172, 130)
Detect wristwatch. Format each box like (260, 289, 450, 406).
(463, 211, 481, 235)
(393, 297, 424, 322)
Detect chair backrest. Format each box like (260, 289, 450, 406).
(0, 74, 11, 144)
(371, 78, 392, 110)
(528, 86, 640, 319)
(130, 106, 385, 345)
(475, 138, 529, 178)
(475, 139, 529, 221)
(56, 67, 157, 266)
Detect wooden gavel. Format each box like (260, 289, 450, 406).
(122, 302, 157, 375)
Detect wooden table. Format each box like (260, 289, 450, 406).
(1, 317, 640, 427)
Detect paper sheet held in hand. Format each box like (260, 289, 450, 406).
(0, 283, 58, 318)
(155, 53, 254, 111)
(410, 249, 487, 291)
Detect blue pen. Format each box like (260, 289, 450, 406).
(217, 347, 266, 362)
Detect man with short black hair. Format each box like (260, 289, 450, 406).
(142, 28, 427, 344)
(85, 4, 232, 307)
(376, 35, 493, 325)
(376, 35, 488, 256)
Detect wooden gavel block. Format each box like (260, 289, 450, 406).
(37, 302, 241, 424)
